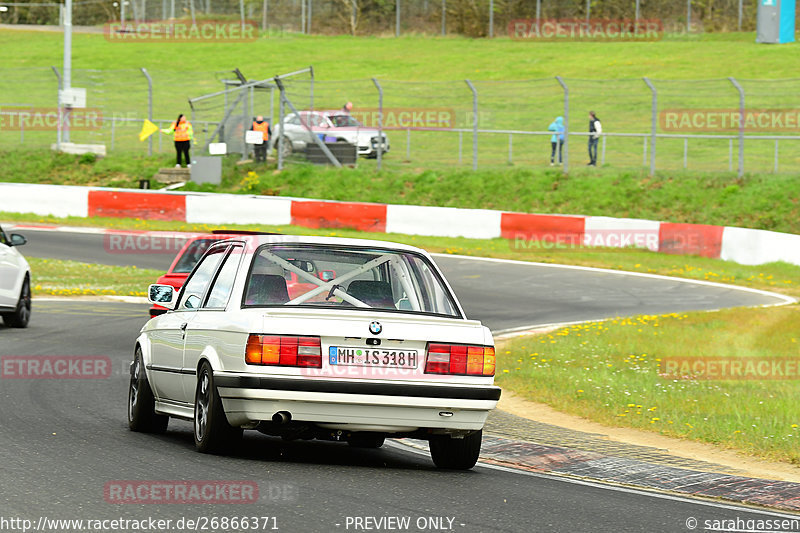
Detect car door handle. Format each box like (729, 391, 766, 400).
(180, 322, 188, 339)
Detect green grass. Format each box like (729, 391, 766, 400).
(3, 151, 800, 235)
(496, 306, 800, 464)
(27, 257, 161, 297)
(7, 211, 799, 300)
(3, 29, 800, 171)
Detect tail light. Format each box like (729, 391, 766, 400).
(246, 335, 322, 368)
(425, 343, 495, 376)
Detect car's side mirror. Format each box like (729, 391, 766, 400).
(9, 234, 26, 246)
(319, 270, 336, 282)
(148, 284, 176, 310)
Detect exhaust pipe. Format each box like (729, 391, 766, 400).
(272, 411, 291, 425)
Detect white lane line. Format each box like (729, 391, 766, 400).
(385, 440, 800, 519)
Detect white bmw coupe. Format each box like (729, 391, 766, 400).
(130, 234, 499, 469)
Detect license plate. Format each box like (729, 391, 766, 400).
(328, 347, 418, 369)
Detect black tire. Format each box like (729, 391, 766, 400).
(193, 362, 242, 454)
(128, 347, 169, 433)
(2, 276, 31, 328)
(429, 430, 482, 470)
(347, 433, 386, 449)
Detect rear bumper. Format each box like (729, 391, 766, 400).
(215, 373, 500, 432)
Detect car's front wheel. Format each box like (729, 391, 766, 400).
(429, 430, 482, 470)
(128, 347, 169, 433)
(2, 275, 31, 328)
(194, 362, 242, 454)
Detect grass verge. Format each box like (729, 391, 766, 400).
(27, 257, 160, 297)
(2, 152, 800, 235)
(496, 307, 800, 464)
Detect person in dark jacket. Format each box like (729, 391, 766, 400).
(588, 111, 602, 166)
(548, 116, 565, 165)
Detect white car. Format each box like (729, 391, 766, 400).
(130, 235, 499, 469)
(0, 225, 31, 328)
(275, 110, 390, 158)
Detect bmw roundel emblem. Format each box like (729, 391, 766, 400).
(369, 321, 382, 335)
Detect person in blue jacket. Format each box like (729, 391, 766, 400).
(548, 116, 565, 166)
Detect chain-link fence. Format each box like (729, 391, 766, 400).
(3, 66, 800, 175)
(0, 1, 775, 36)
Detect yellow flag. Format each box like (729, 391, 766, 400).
(138, 119, 159, 141)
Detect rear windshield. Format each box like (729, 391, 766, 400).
(243, 245, 461, 318)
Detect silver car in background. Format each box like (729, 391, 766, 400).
(275, 110, 390, 158)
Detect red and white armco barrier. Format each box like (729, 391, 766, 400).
(1, 182, 798, 267)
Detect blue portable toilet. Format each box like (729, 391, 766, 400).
(756, 0, 795, 43)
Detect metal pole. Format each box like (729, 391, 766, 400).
(121, 0, 126, 26)
(635, 0, 640, 21)
(685, 138, 689, 169)
(601, 136, 606, 165)
(586, 0, 590, 21)
(242, 86, 248, 162)
(458, 130, 462, 164)
(465, 79, 478, 171)
(441, 0, 445, 35)
(642, 137, 647, 166)
(372, 77, 383, 170)
(62, 0, 72, 144)
(508, 133, 512, 164)
(189, 0, 195, 24)
(52, 66, 62, 149)
(643, 77, 656, 175)
(111, 117, 115, 151)
(278, 89, 285, 169)
(396, 0, 400, 37)
(687, 0, 691, 34)
(310, 65, 314, 110)
(170, 0, 174, 19)
(728, 139, 732, 171)
(239, 0, 245, 33)
(141, 67, 153, 156)
(406, 128, 410, 160)
(555, 76, 569, 173)
(307, 0, 312, 34)
(738, 0, 742, 32)
(536, 0, 541, 25)
(774, 139, 778, 172)
(488, 0, 493, 38)
(262, 0, 268, 33)
(728, 77, 744, 177)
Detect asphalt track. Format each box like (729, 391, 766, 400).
(0, 227, 795, 532)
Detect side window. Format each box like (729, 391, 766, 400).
(177, 246, 227, 310)
(205, 246, 242, 309)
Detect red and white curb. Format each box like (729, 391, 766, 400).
(1, 182, 798, 267)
